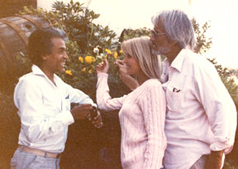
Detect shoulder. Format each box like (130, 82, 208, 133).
(183, 50, 216, 74)
(18, 72, 36, 85)
(186, 50, 212, 66)
(14, 73, 41, 94)
(138, 79, 163, 93)
(144, 79, 162, 87)
(136, 79, 165, 102)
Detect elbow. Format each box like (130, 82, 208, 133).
(97, 102, 108, 111)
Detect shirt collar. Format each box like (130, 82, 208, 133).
(166, 49, 188, 72)
(32, 64, 45, 76)
(32, 64, 57, 81)
(32, 65, 60, 87)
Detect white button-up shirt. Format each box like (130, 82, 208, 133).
(161, 49, 237, 169)
(14, 65, 95, 153)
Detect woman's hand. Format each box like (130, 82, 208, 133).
(91, 110, 103, 128)
(114, 59, 127, 79)
(114, 59, 139, 90)
(96, 59, 109, 74)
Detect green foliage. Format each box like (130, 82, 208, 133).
(192, 18, 212, 54)
(192, 19, 238, 108)
(17, 1, 155, 99)
(0, 2, 234, 168)
(18, 1, 125, 96)
(19, 1, 119, 54)
(210, 58, 238, 106)
(0, 90, 20, 169)
(51, 0, 118, 53)
(224, 159, 238, 169)
(117, 27, 152, 41)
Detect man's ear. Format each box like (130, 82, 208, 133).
(42, 55, 48, 60)
(170, 40, 179, 47)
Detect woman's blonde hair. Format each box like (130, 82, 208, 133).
(121, 36, 161, 81)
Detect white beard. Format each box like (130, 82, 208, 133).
(152, 46, 170, 56)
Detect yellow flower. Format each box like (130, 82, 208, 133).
(82, 67, 86, 72)
(78, 56, 84, 63)
(65, 70, 72, 76)
(85, 56, 96, 64)
(105, 49, 112, 55)
(114, 52, 118, 59)
(119, 50, 123, 54)
(88, 69, 93, 74)
(92, 57, 96, 62)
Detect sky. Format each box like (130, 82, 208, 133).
(38, 0, 238, 69)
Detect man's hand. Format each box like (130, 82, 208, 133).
(204, 150, 224, 169)
(71, 104, 93, 120)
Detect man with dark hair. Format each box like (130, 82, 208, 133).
(10, 27, 103, 169)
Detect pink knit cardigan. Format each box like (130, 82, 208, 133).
(96, 73, 167, 169)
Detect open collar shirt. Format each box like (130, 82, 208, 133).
(14, 65, 95, 153)
(161, 49, 237, 169)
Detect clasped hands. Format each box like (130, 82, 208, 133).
(71, 104, 103, 128)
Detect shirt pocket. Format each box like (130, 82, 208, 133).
(62, 94, 70, 111)
(166, 85, 183, 111)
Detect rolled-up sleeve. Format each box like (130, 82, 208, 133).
(195, 62, 237, 153)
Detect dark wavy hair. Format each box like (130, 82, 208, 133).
(28, 27, 67, 66)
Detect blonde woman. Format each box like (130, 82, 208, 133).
(96, 36, 166, 169)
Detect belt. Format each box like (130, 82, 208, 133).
(19, 146, 61, 159)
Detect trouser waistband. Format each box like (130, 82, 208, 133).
(19, 145, 61, 159)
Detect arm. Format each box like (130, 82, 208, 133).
(194, 62, 237, 168)
(66, 83, 96, 107)
(139, 81, 167, 169)
(64, 83, 95, 120)
(14, 79, 75, 142)
(96, 59, 126, 110)
(114, 59, 139, 90)
(64, 80, 103, 128)
(204, 150, 225, 169)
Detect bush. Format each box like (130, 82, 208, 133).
(0, 0, 237, 168)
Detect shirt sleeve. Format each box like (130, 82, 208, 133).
(139, 81, 167, 168)
(96, 73, 126, 111)
(64, 83, 96, 107)
(14, 78, 74, 143)
(194, 61, 237, 153)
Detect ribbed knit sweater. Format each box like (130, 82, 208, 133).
(96, 73, 167, 169)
